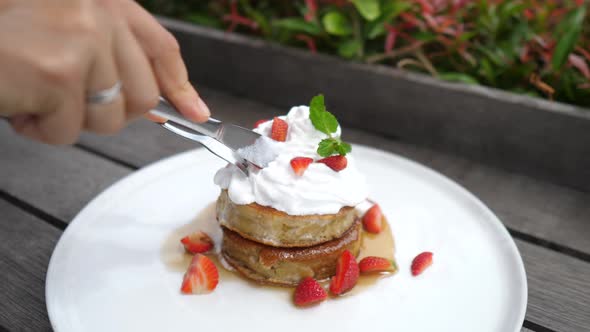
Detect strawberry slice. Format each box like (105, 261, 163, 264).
(270, 117, 288, 141)
(294, 277, 327, 307)
(290, 157, 314, 176)
(317, 155, 347, 172)
(411, 252, 433, 276)
(254, 119, 268, 128)
(180, 231, 214, 254)
(181, 254, 219, 294)
(329, 250, 359, 295)
(362, 204, 383, 234)
(359, 256, 396, 273)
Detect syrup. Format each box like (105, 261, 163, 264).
(162, 202, 396, 299)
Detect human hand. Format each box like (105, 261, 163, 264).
(0, 0, 209, 144)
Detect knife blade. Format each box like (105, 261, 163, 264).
(148, 97, 262, 165)
(148, 97, 261, 151)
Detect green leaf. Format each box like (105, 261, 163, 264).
(317, 138, 339, 157)
(336, 141, 352, 155)
(185, 14, 223, 29)
(365, 1, 410, 39)
(458, 31, 477, 42)
(498, 2, 525, 20)
(414, 31, 437, 42)
(553, 30, 581, 69)
(479, 58, 496, 85)
(366, 22, 386, 40)
(310, 94, 326, 113)
(381, 0, 412, 18)
(309, 95, 351, 156)
(338, 39, 362, 58)
(317, 138, 351, 157)
(351, 0, 380, 21)
(311, 109, 338, 135)
(552, 7, 586, 70)
(322, 11, 352, 36)
(439, 73, 479, 85)
(309, 95, 338, 135)
(476, 45, 507, 66)
(507, 21, 531, 53)
(273, 18, 322, 35)
(240, 0, 271, 36)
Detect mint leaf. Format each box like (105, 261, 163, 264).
(318, 138, 352, 157)
(309, 94, 352, 157)
(310, 94, 325, 113)
(309, 94, 338, 135)
(336, 141, 352, 155)
(317, 138, 338, 157)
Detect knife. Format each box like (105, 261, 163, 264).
(148, 97, 262, 171)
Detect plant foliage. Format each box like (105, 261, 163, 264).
(141, 0, 590, 107)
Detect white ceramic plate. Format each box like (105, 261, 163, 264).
(46, 145, 527, 332)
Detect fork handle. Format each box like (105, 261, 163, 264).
(148, 97, 222, 138)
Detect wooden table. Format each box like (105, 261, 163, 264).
(1, 87, 588, 332)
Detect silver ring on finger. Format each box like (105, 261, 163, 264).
(86, 81, 123, 105)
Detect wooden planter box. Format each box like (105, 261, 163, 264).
(160, 17, 590, 192)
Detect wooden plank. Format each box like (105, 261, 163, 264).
(79, 88, 590, 255)
(78, 118, 194, 168)
(0, 200, 58, 331)
(517, 239, 590, 332)
(161, 17, 590, 192)
(0, 122, 130, 223)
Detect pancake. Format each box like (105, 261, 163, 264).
(221, 219, 361, 286)
(216, 190, 357, 247)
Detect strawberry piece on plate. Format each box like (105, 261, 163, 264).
(359, 256, 396, 273)
(180, 231, 214, 254)
(362, 204, 383, 234)
(181, 254, 219, 294)
(290, 157, 314, 176)
(270, 117, 288, 141)
(411, 252, 433, 276)
(329, 250, 359, 295)
(294, 277, 327, 307)
(254, 119, 268, 128)
(317, 155, 347, 172)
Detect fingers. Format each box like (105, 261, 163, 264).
(121, 0, 210, 122)
(83, 14, 126, 135)
(14, 95, 84, 145)
(112, 21, 159, 121)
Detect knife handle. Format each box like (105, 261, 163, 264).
(147, 97, 222, 139)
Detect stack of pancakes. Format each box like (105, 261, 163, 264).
(217, 190, 361, 286)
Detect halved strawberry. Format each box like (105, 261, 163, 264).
(270, 117, 288, 141)
(329, 250, 359, 295)
(294, 277, 327, 307)
(180, 231, 213, 254)
(362, 204, 383, 234)
(290, 157, 314, 176)
(254, 119, 268, 128)
(181, 254, 219, 294)
(317, 155, 347, 172)
(411, 252, 433, 276)
(359, 256, 396, 273)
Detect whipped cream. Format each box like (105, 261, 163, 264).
(213, 105, 368, 215)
